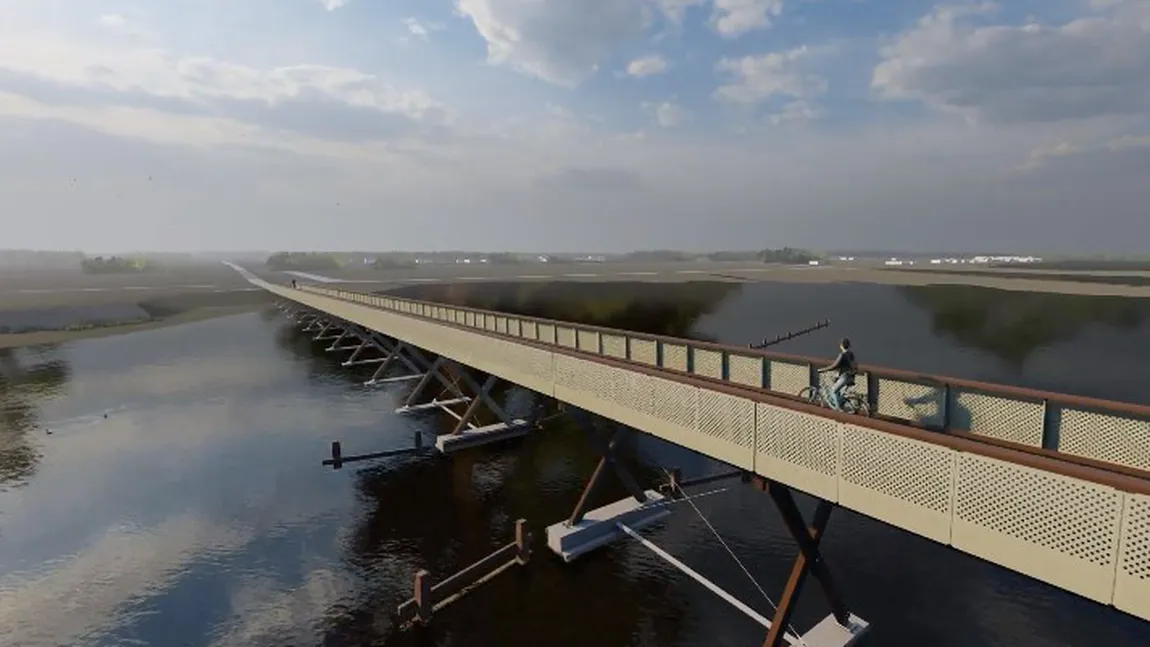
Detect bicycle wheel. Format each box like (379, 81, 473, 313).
(843, 395, 869, 416)
(798, 386, 819, 404)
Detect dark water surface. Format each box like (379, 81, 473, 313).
(1, 281, 1149, 647)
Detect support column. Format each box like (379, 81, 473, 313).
(401, 360, 530, 454)
(546, 410, 668, 562)
(750, 477, 868, 647)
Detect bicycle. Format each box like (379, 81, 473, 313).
(798, 378, 870, 416)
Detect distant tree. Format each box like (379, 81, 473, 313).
(265, 252, 340, 271)
(371, 256, 415, 269)
(79, 256, 152, 274)
(486, 253, 523, 265)
(758, 247, 820, 264)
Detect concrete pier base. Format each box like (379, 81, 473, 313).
(434, 419, 531, 453)
(546, 491, 670, 562)
(800, 613, 870, 647)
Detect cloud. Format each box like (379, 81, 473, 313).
(714, 46, 828, 107)
(402, 17, 445, 41)
(711, 0, 784, 37)
(643, 100, 690, 127)
(0, 32, 452, 143)
(872, 1, 1150, 124)
(626, 54, 670, 77)
(455, 0, 655, 86)
(317, 0, 350, 10)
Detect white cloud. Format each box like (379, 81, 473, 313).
(455, 0, 654, 86)
(0, 30, 452, 145)
(872, 1, 1150, 124)
(643, 100, 690, 127)
(711, 0, 784, 37)
(714, 46, 827, 106)
(317, 0, 349, 10)
(768, 99, 819, 125)
(626, 54, 670, 77)
(1015, 141, 1077, 172)
(403, 17, 445, 41)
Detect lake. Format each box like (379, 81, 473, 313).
(1, 280, 1148, 647)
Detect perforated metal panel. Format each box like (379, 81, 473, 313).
(630, 338, 657, 365)
(769, 361, 809, 396)
(1115, 494, 1150, 620)
(953, 453, 1122, 602)
(727, 354, 762, 388)
(615, 369, 654, 416)
(756, 404, 840, 500)
(553, 354, 594, 394)
(839, 424, 955, 543)
(693, 349, 723, 379)
(495, 316, 508, 334)
(577, 329, 600, 353)
(465, 312, 475, 327)
(662, 343, 688, 371)
(649, 375, 698, 431)
(876, 378, 945, 428)
(1058, 408, 1150, 472)
(601, 334, 627, 359)
(695, 390, 756, 468)
(508, 318, 522, 337)
(485, 314, 497, 331)
(952, 389, 1045, 447)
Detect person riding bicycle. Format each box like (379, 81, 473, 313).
(818, 338, 857, 412)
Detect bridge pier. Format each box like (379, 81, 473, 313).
(394, 350, 530, 454)
(546, 411, 669, 562)
(749, 476, 869, 647)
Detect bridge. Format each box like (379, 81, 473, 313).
(237, 268, 1150, 646)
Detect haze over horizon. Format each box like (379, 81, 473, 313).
(1, 1, 1148, 254)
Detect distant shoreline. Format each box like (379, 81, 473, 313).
(0, 285, 275, 349)
(0, 304, 265, 349)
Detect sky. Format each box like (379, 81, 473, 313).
(0, 0, 1147, 254)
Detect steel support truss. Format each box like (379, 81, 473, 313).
(564, 409, 650, 525)
(278, 302, 533, 458)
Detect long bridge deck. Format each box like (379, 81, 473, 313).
(247, 274, 1150, 634)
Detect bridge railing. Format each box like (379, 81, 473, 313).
(296, 283, 1150, 475)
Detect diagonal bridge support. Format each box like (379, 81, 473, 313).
(393, 347, 532, 454)
(545, 409, 671, 562)
(612, 473, 869, 647)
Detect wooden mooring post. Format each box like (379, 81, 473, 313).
(396, 519, 532, 628)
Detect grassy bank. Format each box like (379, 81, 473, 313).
(0, 289, 274, 349)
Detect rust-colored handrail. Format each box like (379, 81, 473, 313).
(300, 283, 1150, 418)
(289, 282, 1150, 493)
